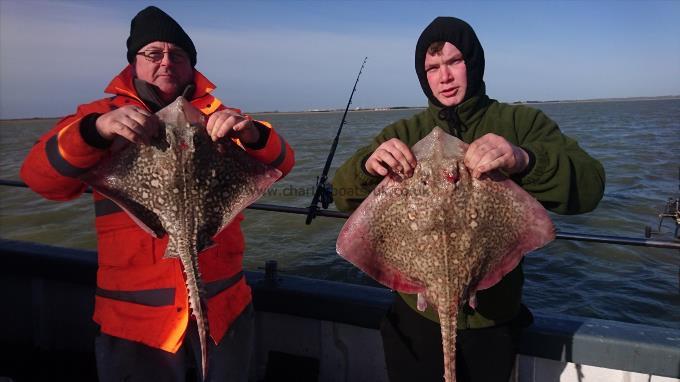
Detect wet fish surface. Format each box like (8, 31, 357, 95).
(336, 127, 555, 382)
(82, 97, 281, 380)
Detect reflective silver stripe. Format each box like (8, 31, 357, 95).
(94, 199, 123, 216)
(268, 137, 288, 168)
(96, 287, 175, 307)
(205, 271, 244, 298)
(45, 135, 90, 178)
(95, 272, 244, 306)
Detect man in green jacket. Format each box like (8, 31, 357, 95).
(332, 16, 605, 382)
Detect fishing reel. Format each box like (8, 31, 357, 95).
(644, 167, 680, 240)
(319, 181, 334, 209)
(305, 177, 335, 225)
(644, 197, 680, 240)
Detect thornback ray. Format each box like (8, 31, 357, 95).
(336, 127, 554, 382)
(81, 97, 282, 381)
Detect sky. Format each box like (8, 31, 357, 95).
(0, 0, 679, 119)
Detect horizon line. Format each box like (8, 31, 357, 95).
(2, 95, 679, 121)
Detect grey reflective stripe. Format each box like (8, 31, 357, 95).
(95, 199, 123, 216)
(45, 135, 91, 178)
(268, 137, 288, 168)
(95, 272, 244, 306)
(205, 271, 244, 298)
(96, 287, 175, 307)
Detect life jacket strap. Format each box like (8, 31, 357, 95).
(205, 271, 244, 298)
(95, 271, 244, 306)
(96, 287, 175, 307)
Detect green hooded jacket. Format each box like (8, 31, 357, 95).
(333, 16, 605, 329)
(332, 95, 605, 329)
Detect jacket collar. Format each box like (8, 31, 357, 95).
(428, 92, 492, 134)
(104, 65, 216, 102)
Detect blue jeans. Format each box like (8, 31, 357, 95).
(95, 303, 254, 382)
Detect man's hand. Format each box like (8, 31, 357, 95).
(464, 133, 529, 179)
(95, 106, 159, 146)
(206, 109, 260, 145)
(365, 138, 417, 178)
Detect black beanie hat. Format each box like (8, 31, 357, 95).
(126, 6, 197, 66)
(415, 17, 485, 107)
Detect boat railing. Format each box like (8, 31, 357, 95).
(0, 239, 678, 380)
(1, 178, 678, 250)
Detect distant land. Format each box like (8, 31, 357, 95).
(258, 94, 680, 114)
(269, 105, 422, 115)
(510, 94, 680, 105)
(1, 95, 678, 121)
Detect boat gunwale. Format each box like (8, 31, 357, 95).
(1, 238, 678, 379)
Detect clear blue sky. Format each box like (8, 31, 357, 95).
(1, 0, 678, 119)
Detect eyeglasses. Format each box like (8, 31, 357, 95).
(136, 50, 189, 64)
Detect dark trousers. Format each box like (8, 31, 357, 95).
(95, 303, 254, 382)
(380, 295, 531, 382)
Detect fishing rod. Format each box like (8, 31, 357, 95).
(1, 178, 679, 250)
(305, 57, 367, 225)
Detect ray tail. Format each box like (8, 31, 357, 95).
(177, 236, 209, 381)
(438, 303, 459, 382)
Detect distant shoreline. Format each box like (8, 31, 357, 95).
(2, 95, 678, 122)
(254, 106, 425, 116)
(511, 95, 680, 105)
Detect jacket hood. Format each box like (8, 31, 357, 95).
(415, 17, 486, 107)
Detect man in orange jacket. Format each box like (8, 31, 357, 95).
(20, 6, 294, 382)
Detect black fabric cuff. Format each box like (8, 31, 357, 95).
(358, 154, 382, 183)
(511, 147, 536, 181)
(79, 113, 113, 149)
(243, 121, 270, 150)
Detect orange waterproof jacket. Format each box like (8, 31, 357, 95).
(20, 66, 294, 352)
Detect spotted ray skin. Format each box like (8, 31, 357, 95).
(336, 127, 554, 382)
(82, 97, 282, 381)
